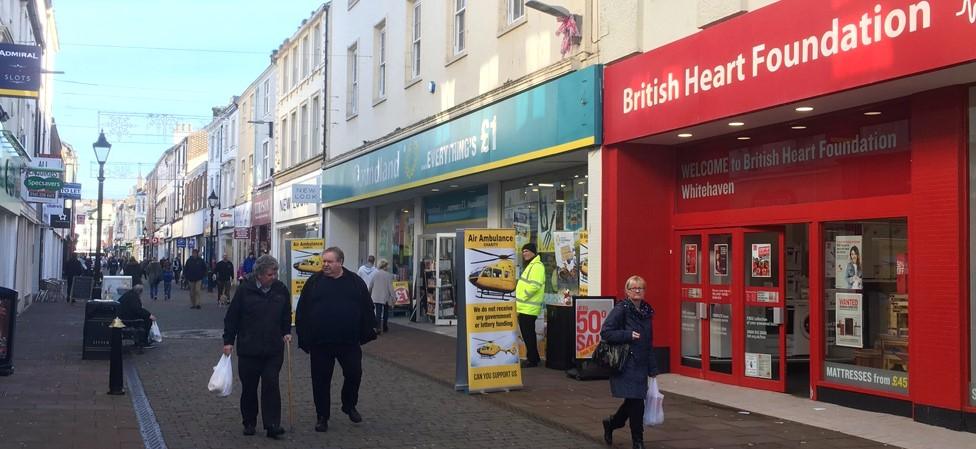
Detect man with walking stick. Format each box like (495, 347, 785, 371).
(222, 255, 292, 439)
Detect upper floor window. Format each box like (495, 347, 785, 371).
(507, 0, 524, 24)
(453, 0, 466, 55)
(291, 48, 300, 89)
(374, 21, 387, 100)
(311, 96, 321, 156)
(262, 79, 271, 115)
(410, 2, 422, 79)
(313, 24, 323, 67)
(347, 43, 359, 117)
(301, 34, 310, 79)
(282, 55, 290, 91)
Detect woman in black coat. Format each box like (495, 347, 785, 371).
(600, 275, 658, 449)
(123, 257, 144, 286)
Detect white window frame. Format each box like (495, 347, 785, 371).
(262, 79, 271, 115)
(300, 103, 309, 162)
(282, 55, 290, 92)
(507, 0, 525, 24)
(291, 48, 300, 89)
(261, 140, 270, 182)
(313, 24, 322, 67)
(347, 43, 359, 118)
(301, 34, 310, 79)
(290, 110, 298, 165)
(311, 96, 321, 156)
(280, 117, 288, 168)
(453, 0, 466, 55)
(375, 21, 387, 100)
(411, 2, 422, 79)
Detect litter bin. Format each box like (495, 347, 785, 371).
(544, 304, 575, 370)
(0, 286, 18, 375)
(82, 300, 120, 360)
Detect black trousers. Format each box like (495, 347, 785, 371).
(238, 352, 284, 429)
(309, 344, 362, 420)
(517, 313, 540, 363)
(374, 303, 389, 331)
(609, 398, 645, 442)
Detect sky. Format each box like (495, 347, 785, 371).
(51, 0, 326, 200)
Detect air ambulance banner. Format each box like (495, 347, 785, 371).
(575, 297, 614, 359)
(604, 0, 976, 143)
(462, 229, 522, 392)
(676, 120, 910, 212)
(288, 239, 324, 323)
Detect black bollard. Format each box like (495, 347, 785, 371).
(107, 317, 126, 395)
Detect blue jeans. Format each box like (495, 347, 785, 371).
(163, 280, 172, 299)
(149, 281, 160, 299)
(373, 303, 388, 332)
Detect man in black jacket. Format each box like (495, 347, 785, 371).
(223, 255, 292, 439)
(295, 246, 376, 433)
(183, 249, 207, 309)
(118, 285, 156, 348)
(214, 254, 234, 305)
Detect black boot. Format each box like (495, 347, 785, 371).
(632, 441, 645, 449)
(601, 417, 613, 445)
(315, 416, 328, 432)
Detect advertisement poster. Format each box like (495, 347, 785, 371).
(289, 239, 324, 323)
(684, 244, 698, 275)
(834, 235, 863, 289)
(564, 200, 583, 231)
(392, 281, 410, 306)
(462, 229, 522, 392)
(578, 230, 589, 295)
(513, 208, 531, 254)
(713, 243, 728, 276)
(751, 243, 771, 278)
(835, 292, 863, 348)
(553, 231, 578, 294)
(0, 296, 11, 359)
(745, 352, 772, 379)
(575, 297, 614, 359)
(537, 192, 557, 253)
(100, 276, 133, 302)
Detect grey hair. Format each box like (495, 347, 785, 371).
(324, 246, 345, 263)
(254, 255, 279, 275)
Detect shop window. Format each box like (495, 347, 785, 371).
(822, 218, 908, 395)
(376, 203, 415, 282)
(502, 168, 588, 301)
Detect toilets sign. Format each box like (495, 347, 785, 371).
(604, 0, 976, 143)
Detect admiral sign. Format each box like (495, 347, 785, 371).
(604, 0, 976, 143)
(0, 44, 41, 99)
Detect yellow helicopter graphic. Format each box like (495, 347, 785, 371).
(292, 249, 323, 274)
(467, 248, 517, 300)
(472, 337, 517, 359)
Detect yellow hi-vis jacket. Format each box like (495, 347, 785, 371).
(515, 255, 545, 316)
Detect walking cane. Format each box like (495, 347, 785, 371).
(286, 338, 294, 432)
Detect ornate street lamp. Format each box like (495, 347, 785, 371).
(92, 131, 111, 292)
(207, 190, 219, 290)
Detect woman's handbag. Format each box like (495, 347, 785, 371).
(593, 340, 630, 372)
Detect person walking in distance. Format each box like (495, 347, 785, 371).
(123, 256, 144, 286)
(356, 255, 377, 288)
(183, 249, 207, 309)
(173, 256, 183, 290)
(295, 247, 377, 433)
(145, 257, 162, 301)
(215, 254, 235, 305)
(222, 255, 292, 439)
(600, 275, 659, 449)
(242, 252, 257, 276)
(367, 259, 395, 334)
(160, 258, 174, 301)
(515, 243, 545, 368)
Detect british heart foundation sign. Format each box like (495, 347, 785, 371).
(604, 0, 976, 143)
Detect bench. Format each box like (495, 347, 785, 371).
(81, 301, 145, 360)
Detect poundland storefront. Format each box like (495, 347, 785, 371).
(601, 0, 976, 431)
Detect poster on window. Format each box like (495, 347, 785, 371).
(553, 231, 578, 295)
(537, 191, 557, 253)
(575, 297, 614, 358)
(751, 243, 771, 278)
(578, 230, 589, 295)
(683, 244, 698, 275)
(513, 208, 531, 255)
(835, 292, 863, 348)
(713, 243, 729, 277)
(392, 281, 411, 306)
(289, 239, 325, 323)
(564, 200, 583, 231)
(834, 235, 863, 289)
(461, 229, 522, 393)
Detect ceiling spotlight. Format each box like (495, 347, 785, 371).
(431, 188, 440, 192)
(728, 121, 745, 127)
(795, 106, 814, 112)
(537, 183, 554, 187)
(737, 136, 751, 140)
(677, 133, 693, 138)
(864, 111, 882, 116)
(531, 188, 539, 192)
(791, 125, 807, 130)
(449, 184, 459, 188)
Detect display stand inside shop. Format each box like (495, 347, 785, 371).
(413, 233, 457, 325)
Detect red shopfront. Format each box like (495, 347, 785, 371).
(601, 0, 976, 430)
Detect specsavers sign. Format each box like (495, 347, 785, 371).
(22, 158, 63, 204)
(323, 66, 601, 205)
(461, 229, 522, 392)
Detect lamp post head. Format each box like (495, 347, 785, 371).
(208, 190, 219, 209)
(93, 130, 112, 163)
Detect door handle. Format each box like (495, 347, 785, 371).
(770, 307, 783, 325)
(697, 302, 708, 320)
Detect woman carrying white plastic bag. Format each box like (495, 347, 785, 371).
(643, 377, 664, 426)
(208, 354, 234, 397)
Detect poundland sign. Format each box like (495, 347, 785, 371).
(604, 0, 976, 143)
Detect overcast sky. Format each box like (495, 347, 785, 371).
(51, 0, 325, 200)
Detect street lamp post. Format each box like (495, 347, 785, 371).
(207, 190, 218, 291)
(92, 131, 112, 293)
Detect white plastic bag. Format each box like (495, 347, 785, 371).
(208, 354, 234, 397)
(149, 322, 162, 343)
(643, 377, 664, 426)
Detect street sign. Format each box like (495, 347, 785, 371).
(187, 239, 196, 249)
(60, 182, 81, 200)
(49, 206, 71, 229)
(176, 238, 186, 248)
(151, 237, 159, 245)
(233, 228, 250, 239)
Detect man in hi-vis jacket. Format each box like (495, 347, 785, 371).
(515, 243, 545, 368)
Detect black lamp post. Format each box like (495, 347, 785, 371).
(92, 131, 111, 291)
(207, 190, 218, 290)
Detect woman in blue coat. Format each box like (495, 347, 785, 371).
(600, 275, 658, 449)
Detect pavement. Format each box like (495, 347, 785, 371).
(0, 284, 972, 449)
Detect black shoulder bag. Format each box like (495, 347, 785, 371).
(593, 339, 630, 373)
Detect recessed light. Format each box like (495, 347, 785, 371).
(528, 182, 534, 186)
(864, 111, 882, 116)
(737, 136, 751, 140)
(578, 181, 585, 185)
(795, 106, 814, 112)
(537, 183, 554, 187)
(449, 184, 459, 188)
(677, 133, 693, 138)
(728, 121, 745, 127)
(584, 193, 588, 197)
(573, 175, 579, 178)
(531, 188, 539, 192)
(555, 199, 565, 203)
(431, 188, 440, 192)
(402, 210, 409, 213)
(791, 125, 807, 130)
